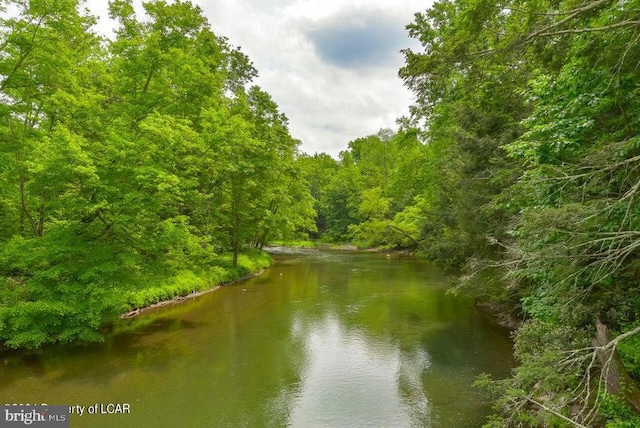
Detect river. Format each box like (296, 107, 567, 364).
(0, 250, 514, 427)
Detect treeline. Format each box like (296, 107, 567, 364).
(297, 129, 429, 247)
(303, 0, 640, 426)
(0, 0, 314, 349)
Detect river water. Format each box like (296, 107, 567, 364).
(0, 250, 514, 427)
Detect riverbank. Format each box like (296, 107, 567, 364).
(121, 250, 272, 315)
(266, 241, 416, 253)
(474, 300, 523, 331)
(121, 268, 268, 319)
(0, 249, 272, 350)
(267, 241, 357, 251)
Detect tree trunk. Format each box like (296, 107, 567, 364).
(19, 177, 40, 237)
(232, 236, 239, 267)
(593, 318, 640, 414)
(256, 229, 269, 250)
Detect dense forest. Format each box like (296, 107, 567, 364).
(0, 0, 315, 349)
(2, 0, 640, 426)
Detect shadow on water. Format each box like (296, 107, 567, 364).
(0, 318, 203, 389)
(0, 250, 514, 428)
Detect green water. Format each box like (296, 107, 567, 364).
(0, 250, 514, 427)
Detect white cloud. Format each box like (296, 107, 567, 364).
(86, 0, 430, 158)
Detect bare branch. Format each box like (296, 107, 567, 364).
(599, 324, 640, 352)
(525, 0, 614, 42)
(385, 223, 422, 246)
(538, 20, 640, 37)
(505, 1, 613, 18)
(527, 398, 588, 428)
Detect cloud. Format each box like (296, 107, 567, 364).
(305, 10, 409, 69)
(85, 0, 430, 158)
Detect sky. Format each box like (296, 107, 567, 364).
(86, 0, 429, 158)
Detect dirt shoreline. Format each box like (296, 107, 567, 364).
(120, 269, 267, 319)
(474, 299, 522, 330)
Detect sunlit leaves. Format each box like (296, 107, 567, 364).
(0, 0, 310, 348)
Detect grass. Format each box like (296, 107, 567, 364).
(123, 248, 272, 312)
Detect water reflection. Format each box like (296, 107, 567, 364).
(287, 313, 431, 427)
(0, 250, 513, 428)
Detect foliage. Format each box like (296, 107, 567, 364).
(601, 394, 640, 428)
(0, 0, 310, 349)
(397, 0, 640, 425)
(3, 1, 640, 426)
(298, 129, 428, 248)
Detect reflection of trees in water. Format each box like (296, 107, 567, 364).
(281, 251, 513, 427)
(398, 347, 433, 427)
(0, 252, 512, 427)
(287, 313, 432, 427)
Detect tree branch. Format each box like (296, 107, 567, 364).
(505, 1, 612, 18)
(537, 20, 640, 37)
(385, 223, 422, 246)
(526, 398, 588, 428)
(525, 0, 613, 42)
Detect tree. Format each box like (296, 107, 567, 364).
(296, 153, 340, 238)
(0, 0, 298, 348)
(400, 0, 640, 425)
(0, 0, 120, 347)
(243, 87, 315, 248)
(0, 0, 101, 239)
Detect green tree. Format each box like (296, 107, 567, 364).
(348, 187, 393, 248)
(243, 87, 316, 248)
(320, 152, 364, 241)
(0, 0, 101, 239)
(400, 0, 640, 425)
(0, 0, 119, 347)
(299, 128, 429, 249)
(0, 0, 292, 348)
(296, 153, 340, 238)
